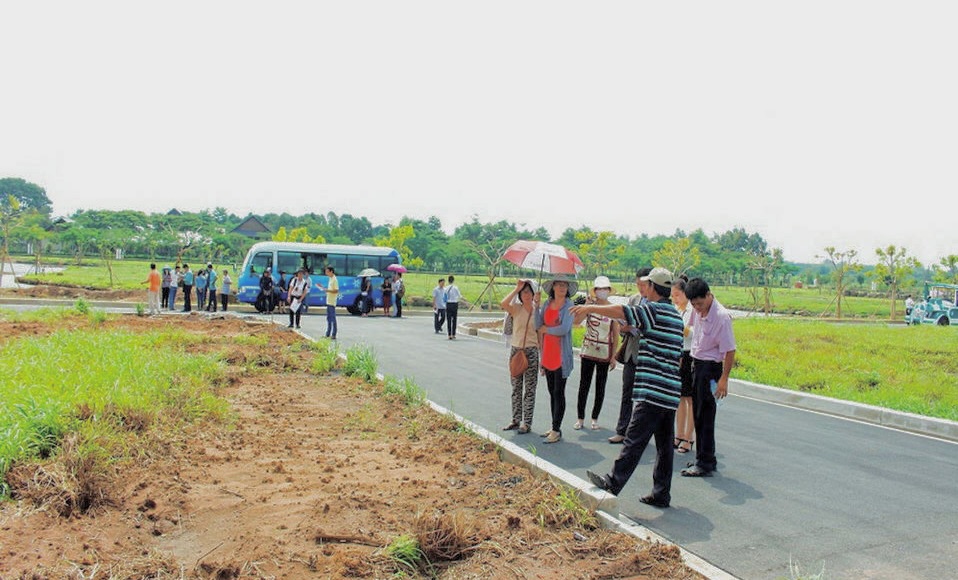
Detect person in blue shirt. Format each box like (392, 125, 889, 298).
(181, 264, 195, 312)
(195, 269, 208, 313)
(205, 264, 218, 311)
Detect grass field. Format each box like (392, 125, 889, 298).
(0, 307, 229, 497)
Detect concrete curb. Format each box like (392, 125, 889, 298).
(731, 379, 958, 442)
(423, 400, 736, 580)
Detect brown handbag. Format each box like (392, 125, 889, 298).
(509, 309, 533, 378)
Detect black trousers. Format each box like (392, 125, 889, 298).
(691, 358, 724, 472)
(182, 285, 193, 311)
(434, 307, 446, 332)
(608, 402, 675, 501)
(544, 368, 567, 432)
(446, 302, 459, 336)
(577, 358, 610, 421)
(615, 361, 636, 436)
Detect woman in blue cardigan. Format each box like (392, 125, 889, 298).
(537, 276, 577, 444)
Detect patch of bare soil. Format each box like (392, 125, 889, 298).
(0, 316, 701, 579)
(1, 282, 135, 301)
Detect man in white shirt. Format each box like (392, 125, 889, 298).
(432, 278, 447, 334)
(445, 275, 462, 340)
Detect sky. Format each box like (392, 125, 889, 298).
(2, 1, 956, 266)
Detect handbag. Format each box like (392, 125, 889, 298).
(614, 333, 631, 365)
(509, 308, 534, 378)
(580, 314, 613, 362)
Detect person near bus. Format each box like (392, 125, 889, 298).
(287, 268, 310, 329)
(315, 266, 339, 339)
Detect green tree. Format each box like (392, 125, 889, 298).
(747, 248, 784, 315)
(375, 224, 422, 268)
(0, 177, 52, 216)
(575, 230, 625, 279)
(653, 237, 701, 278)
(933, 255, 958, 284)
(0, 195, 23, 287)
(873, 245, 921, 320)
(819, 247, 862, 319)
(13, 211, 52, 273)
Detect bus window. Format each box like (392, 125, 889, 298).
(277, 251, 303, 275)
(380, 257, 399, 271)
(248, 252, 273, 276)
(347, 255, 381, 276)
(304, 252, 329, 275)
(325, 254, 346, 275)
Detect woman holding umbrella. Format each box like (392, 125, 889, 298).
(537, 275, 577, 444)
(500, 279, 540, 435)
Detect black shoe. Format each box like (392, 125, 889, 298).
(287, 324, 294, 328)
(586, 470, 617, 495)
(295, 325, 301, 329)
(639, 494, 670, 508)
(681, 466, 713, 477)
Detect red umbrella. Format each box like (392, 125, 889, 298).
(386, 264, 407, 273)
(501, 240, 584, 276)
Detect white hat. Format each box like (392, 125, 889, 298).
(592, 275, 614, 291)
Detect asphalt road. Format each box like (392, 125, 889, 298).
(293, 309, 958, 580)
(5, 301, 954, 578)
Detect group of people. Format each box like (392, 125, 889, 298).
(499, 267, 736, 509)
(143, 263, 232, 315)
(431, 275, 462, 339)
(257, 266, 340, 339)
(357, 272, 404, 317)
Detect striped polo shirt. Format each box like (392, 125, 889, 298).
(622, 298, 684, 411)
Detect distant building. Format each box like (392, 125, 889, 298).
(167, 208, 183, 216)
(231, 215, 272, 239)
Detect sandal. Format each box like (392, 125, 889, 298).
(677, 440, 694, 454)
(502, 422, 520, 431)
(591, 420, 599, 430)
(673, 438, 687, 450)
(573, 419, 584, 430)
(518, 424, 530, 434)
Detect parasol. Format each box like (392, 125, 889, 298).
(357, 268, 381, 277)
(501, 240, 584, 277)
(386, 264, 407, 273)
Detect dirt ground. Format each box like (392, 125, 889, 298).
(1, 283, 136, 302)
(0, 315, 701, 579)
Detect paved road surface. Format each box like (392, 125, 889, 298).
(294, 310, 958, 580)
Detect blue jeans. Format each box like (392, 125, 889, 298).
(168, 286, 178, 310)
(326, 305, 337, 338)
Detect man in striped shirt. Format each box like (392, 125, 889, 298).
(573, 267, 684, 507)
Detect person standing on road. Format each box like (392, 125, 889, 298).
(381, 275, 393, 317)
(392, 272, 404, 318)
(169, 265, 182, 310)
(161, 266, 172, 309)
(572, 276, 620, 432)
(445, 275, 462, 339)
(205, 263, 218, 312)
(181, 264, 195, 312)
(142, 263, 162, 315)
(537, 276, 576, 444)
(609, 267, 652, 444)
(681, 277, 736, 478)
(432, 278, 447, 334)
(315, 266, 339, 339)
(194, 268, 208, 313)
(219, 269, 232, 311)
(500, 279, 540, 435)
(578, 267, 684, 508)
(287, 268, 310, 329)
(672, 276, 696, 454)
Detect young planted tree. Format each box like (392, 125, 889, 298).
(575, 230, 625, 279)
(653, 236, 701, 279)
(0, 195, 22, 287)
(933, 255, 958, 285)
(819, 247, 862, 319)
(747, 248, 784, 315)
(873, 245, 921, 320)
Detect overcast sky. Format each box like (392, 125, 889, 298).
(2, 1, 956, 265)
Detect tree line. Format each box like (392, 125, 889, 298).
(2, 177, 957, 307)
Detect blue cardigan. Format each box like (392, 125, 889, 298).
(536, 297, 575, 379)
